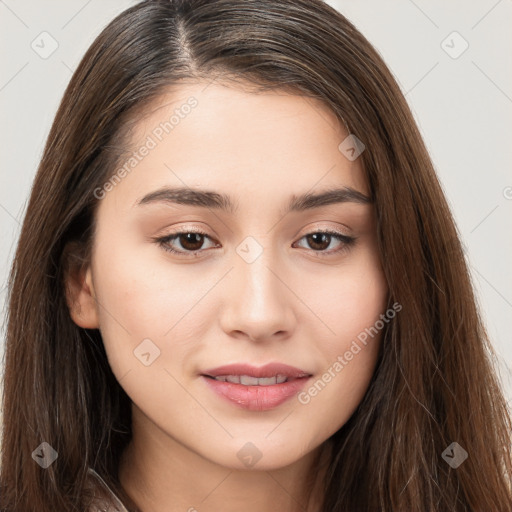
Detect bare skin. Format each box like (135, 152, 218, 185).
(66, 80, 388, 512)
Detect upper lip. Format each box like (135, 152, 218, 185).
(202, 363, 311, 379)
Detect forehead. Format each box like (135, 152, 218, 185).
(102, 80, 369, 212)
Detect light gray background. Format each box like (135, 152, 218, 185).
(1, 1, 511, 412)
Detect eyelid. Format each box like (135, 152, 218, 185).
(153, 224, 356, 258)
(292, 228, 355, 257)
(152, 226, 217, 258)
(296, 221, 353, 238)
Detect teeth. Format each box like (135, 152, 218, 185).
(213, 374, 289, 385)
(254, 376, 277, 385)
(240, 375, 263, 385)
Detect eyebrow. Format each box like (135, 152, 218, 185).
(135, 185, 372, 216)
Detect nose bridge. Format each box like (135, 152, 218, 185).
(220, 233, 294, 340)
(236, 234, 283, 309)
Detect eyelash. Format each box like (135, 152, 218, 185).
(154, 227, 356, 258)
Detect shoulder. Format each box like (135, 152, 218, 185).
(85, 467, 130, 512)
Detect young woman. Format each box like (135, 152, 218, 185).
(1, 0, 511, 511)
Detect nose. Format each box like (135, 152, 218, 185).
(218, 240, 296, 343)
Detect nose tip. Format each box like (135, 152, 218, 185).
(238, 328, 288, 343)
(219, 249, 296, 343)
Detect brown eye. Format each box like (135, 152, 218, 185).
(156, 229, 355, 258)
(305, 233, 332, 251)
(176, 232, 206, 251)
(293, 230, 356, 256)
(156, 230, 217, 256)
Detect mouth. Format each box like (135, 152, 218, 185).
(203, 374, 294, 385)
(200, 363, 312, 411)
(202, 362, 311, 380)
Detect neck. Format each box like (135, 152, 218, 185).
(118, 404, 332, 512)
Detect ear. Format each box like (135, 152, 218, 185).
(63, 244, 100, 329)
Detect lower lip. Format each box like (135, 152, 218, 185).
(201, 376, 311, 411)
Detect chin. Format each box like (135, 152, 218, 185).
(201, 436, 319, 471)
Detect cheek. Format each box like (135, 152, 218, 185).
(91, 243, 201, 374)
(307, 246, 388, 348)
(297, 247, 387, 422)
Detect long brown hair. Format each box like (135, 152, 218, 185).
(1, 1, 511, 510)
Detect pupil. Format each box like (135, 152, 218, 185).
(308, 233, 329, 250)
(181, 233, 203, 250)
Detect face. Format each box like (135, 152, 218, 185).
(69, 80, 388, 471)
